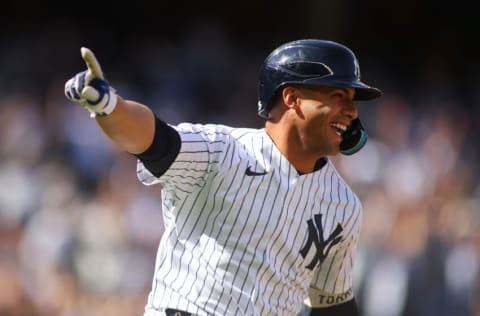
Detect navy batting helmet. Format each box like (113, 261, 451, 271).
(257, 39, 382, 119)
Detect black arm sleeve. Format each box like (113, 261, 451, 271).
(134, 116, 181, 177)
(309, 299, 359, 316)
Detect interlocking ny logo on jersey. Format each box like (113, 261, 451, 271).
(300, 214, 343, 270)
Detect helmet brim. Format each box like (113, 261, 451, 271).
(301, 77, 383, 101)
(353, 85, 383, 101)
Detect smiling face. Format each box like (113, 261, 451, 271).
(283, 84, 359, 157)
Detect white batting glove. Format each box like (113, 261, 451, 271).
(64, 47, 118, 117)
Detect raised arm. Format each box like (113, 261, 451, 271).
(65, 47, 155, 154)
(95, 97, 155, 154)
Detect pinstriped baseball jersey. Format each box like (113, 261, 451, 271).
(137, 123, 362, 316)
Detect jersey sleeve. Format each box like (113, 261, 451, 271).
(136, 122, 229, 193)
(307, 203, 362, 308)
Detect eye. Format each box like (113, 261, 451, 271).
(331, 90, 346, 99)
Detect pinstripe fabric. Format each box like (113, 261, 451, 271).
(137, 123, 362, 316)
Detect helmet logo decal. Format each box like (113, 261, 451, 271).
(257, 101, 263, 112)
(354, 58, 361, 79)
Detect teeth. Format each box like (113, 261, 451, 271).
(331, 122, 348, 134)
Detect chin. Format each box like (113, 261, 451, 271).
(326, 145, 341, 156)
(317, 147, 338, 157)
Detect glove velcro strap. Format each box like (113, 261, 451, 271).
(88, 89, 117, 117)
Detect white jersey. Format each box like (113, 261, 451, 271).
(137, 123, 362, 316)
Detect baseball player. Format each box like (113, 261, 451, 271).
(65, 39, 382, 316)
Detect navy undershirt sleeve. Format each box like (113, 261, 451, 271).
(134, 116, 181, 177)
(309, 299, 359, 316)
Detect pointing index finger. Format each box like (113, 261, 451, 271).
(81, 47, 104, 79)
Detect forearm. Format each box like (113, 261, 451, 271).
(95, 96, 155, 154)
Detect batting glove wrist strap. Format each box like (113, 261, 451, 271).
(64, 47, 118, 117)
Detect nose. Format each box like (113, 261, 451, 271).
(341, 100, 358, 120)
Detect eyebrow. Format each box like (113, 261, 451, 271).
(335, 87, 355, 99)
(296, 85, 355, 99)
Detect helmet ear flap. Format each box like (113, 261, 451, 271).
(340, 118, 367, 155)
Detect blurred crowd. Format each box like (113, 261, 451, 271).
(1, 16, 480, 316)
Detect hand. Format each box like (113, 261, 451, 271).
(64, 47, 118, 117)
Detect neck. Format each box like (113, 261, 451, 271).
(265, 120, 320, 174)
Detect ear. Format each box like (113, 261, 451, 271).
(281, 86, 300, 109)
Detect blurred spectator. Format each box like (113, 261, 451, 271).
(0, 6, 479, 315)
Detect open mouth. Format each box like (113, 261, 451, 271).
(330, 122, 348, 136)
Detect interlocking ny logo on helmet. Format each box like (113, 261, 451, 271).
(257, 39, 382, 119)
